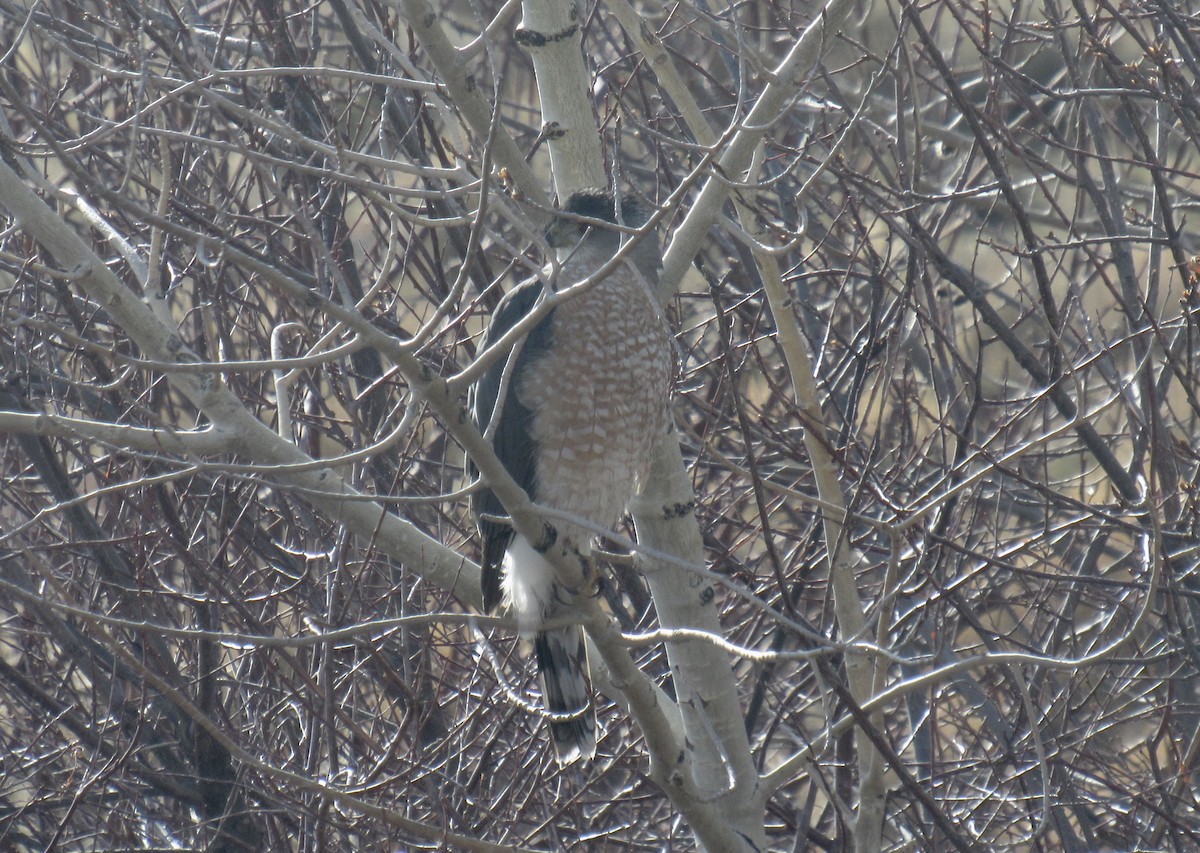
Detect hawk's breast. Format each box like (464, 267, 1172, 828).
(518, 256, 671, 542)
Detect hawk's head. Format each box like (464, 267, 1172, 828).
(545, 188, 650, 251)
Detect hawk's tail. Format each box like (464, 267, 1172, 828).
(534, 625, 596, 763)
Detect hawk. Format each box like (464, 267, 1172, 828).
(470, 188, 672, 762)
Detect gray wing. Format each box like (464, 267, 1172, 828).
(468, 279, 555, 612)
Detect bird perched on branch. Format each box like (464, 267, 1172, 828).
(470, 188, 672, 762)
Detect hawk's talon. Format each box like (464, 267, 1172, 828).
(532, 523, 558, 553)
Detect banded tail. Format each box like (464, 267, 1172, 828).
(534, 625, 596, 762)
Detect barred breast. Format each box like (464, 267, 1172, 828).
(518, 252, 672, 549)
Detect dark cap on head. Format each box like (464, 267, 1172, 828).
(560, 188, 648, 227)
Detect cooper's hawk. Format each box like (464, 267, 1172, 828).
(470, 188, 671, 762)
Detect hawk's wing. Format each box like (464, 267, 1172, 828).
(468, 278, 555, 612)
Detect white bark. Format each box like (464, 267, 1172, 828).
(610, 0, 883, 846)
(516, 0, 606, 195)
(631, 436, 766, 850)
(0, 155, 483, 602)
(658, 0, 858, 296)
(394, 0, 548, 208)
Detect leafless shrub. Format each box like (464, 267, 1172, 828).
(0, 0, 1197, 849)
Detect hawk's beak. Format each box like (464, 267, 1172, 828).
(544, 217, 575, 250)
